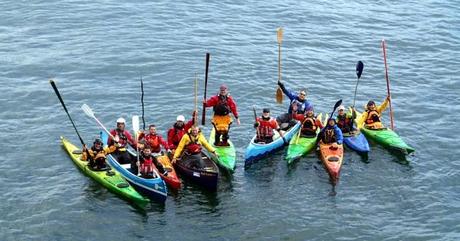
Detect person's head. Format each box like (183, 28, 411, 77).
(306, 106, 314, 117)
(327, 118, 336, 127)
(143, 145, 152, 156)
(148, 124, 157, 135)
(262, 108, 270, 119)
(367, 100, 376, 110)
(175, 115, 185, 127)
(116, 117, 126, 130)
(190, 126, 200, 136)
(338, 105, 346, 116)
(93, 138, 103, 150)
(298, 89, 307, 101)
(219, 84, 228, 96)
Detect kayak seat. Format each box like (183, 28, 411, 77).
(328, 156, 339, 162)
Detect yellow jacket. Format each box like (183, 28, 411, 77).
(173, 130, 215, 159)
(81, 145, 116, 161)
(358, 97, 390, 129)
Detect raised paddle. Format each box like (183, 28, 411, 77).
(353, 61, 364, 108)
(132, 115, 141, 176)
(252, 106, 260, 139)
(276, 27, 284, 104)
(50, 80, 92, 163)
(381, 39, 394, 130)
(328, 99, 343, 122)
(140, 76, 145, 130)
(201, 53, 210, 125)
(81, 104, 117, 141)
(194, 73, 198, 127)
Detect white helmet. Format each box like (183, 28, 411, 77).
(338, 105, 345, 111)
(176, 115, 185, 122)
(116, 117, 126, 124)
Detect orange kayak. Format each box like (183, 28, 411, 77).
(155, 154, 181, 190)
(319, 142, 344, 183)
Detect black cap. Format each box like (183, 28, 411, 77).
(367, 100, 375, 106)
(262, 108, 270, 113)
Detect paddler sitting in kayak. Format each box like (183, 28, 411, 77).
(358, 96, 390, 130)
(276, 80, 312, 129)
(138, 144, 158, 178)
(82, 138, 115, 170)
(203, 84, 240, 146)
(138, 124, 170, 176)
(108, 117, 138, 172)
(171, 126, 218, 169)
(318, 118, 343, 150)
(336, 105, 357, 134)
(254, 108, 286, 144)
(292, 104, 323, 138)
(167, 111, 196, 151)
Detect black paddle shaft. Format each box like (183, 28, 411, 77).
(201, 53, 210, 125)
(140, 77, 145, 130)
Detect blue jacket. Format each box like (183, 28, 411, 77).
(319, 124, 343, 145)
(278, 82, 312, 114)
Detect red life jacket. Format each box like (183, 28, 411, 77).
(213, 95, 230, 116)
(337, 115, 352, 132)
(185, 133, 202, 154)
(111, 129, 129, 148)
(141, 157, 154, 175)
(145, 134, 161, 153)
(301, 117, 317, 132)
(365, 110, 381, 124)
(257, 117, 277, 139)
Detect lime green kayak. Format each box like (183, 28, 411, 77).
(360, 127, 415, 155)
(285, 113, 322, 164)
(61, 136, 149, 206)
(209, 128, 236, 172)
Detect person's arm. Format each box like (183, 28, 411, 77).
(204, 95, 217, 108)
(159, 135, 169, 150)
(173, 135, 188, 159)
(335, 126, 343, 145)
(315, 118, 324, 129)
(199, 134, 216, 154)
(377, 96, 390, 114)
(228, 96, 239, 121)
(167, 128, 175, 148)
(125, 131, 137, 149)
(277, 81, 296, 100)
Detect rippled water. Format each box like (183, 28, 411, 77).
(1, 0, 459, 240)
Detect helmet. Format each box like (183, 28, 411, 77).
(338, 105, 345, 111)
(367, 100, 375, 106)
(176, 115, 185, 122)
(116, 117, 126, 124)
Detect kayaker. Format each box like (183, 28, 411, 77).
(336, 105, 357, 134)
(203, 84, 240, 146)
(292, 104, 323, 138)
(139, 144, 166, 178)
(138, 124, 170, 176)
(254, 108, 285, 144)
(277, 80, 312, 126)
(318, 118, 343, 150)
(82, 138, 116, 170)
(167, 111, 196, 151)
(359, 96, 390, 129)
(171, 126, 218, 168)
(107, 117, 138, 171)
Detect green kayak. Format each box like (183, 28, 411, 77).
(61, 137, 149, 206)
(285, 113, 322, 164)
(360, 127, 415, 155)
(209, 128, 236, 172)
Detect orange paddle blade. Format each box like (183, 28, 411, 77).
(276, 87, 283, 103)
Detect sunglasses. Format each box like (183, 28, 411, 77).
(299, 93, 306, 96)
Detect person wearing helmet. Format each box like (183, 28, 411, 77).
(167, 111, 196, 151)
(82, 138, 116, 170)
(203, 84, 240, 146)
(292, 104, 323, 138)
(253, 108, 285, 144)
(108, 117, 138, 172)
(172, 126, 217, 168)
(276, 80, 313, 127)
(318, 118, 343, 150)
(358, 96, 390, 129)
(336, 105, 357, 134)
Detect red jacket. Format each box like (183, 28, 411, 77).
(141, 134, 169, 153)
(205, 94, 239, 118)
(108, 129, 136, 149)
(256, 117, 279, 138)
(167, 119, 194, 149)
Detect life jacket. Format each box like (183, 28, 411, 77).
(185, 133, 202, 154)
(322, 127, 337, 144)
(258, 117, 277, 138)
(90, 146, 106, 166)
(301, 116, 317, 133)
(213, 95, 230, 116)
(113, 129, 128, 148)
(145, 134, 161, 153)
(365, 109, 381, 124)
(168, 124, 186, 148)
(140, 156, 154, 176)
(337, 115, 352, 132)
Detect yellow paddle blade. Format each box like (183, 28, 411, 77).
(276, 87, 283, 103)
(277, 27, 283, 44)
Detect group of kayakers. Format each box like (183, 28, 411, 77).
(81, 79, 390, 176)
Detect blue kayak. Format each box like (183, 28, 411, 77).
(343, 131, 370, 154)
(244, 121, 300, 168)
(101, 132, 168, 203)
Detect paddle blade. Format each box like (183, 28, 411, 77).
(333, 99, 343, 110)
(132, 115, 140, 132)
(81, 104, 95, 118)
(356, 61, 364, 79)
(276, 87, 283, 103)
(277, 27, 283, 44)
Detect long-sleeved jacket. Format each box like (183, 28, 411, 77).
(167, 118, 194, 149)
(81, 145, 116, 161)
(319, 125, 343, 145)
(358, 97, 389, 128)
(173, 129, 216, 159)
(278, 82, 312, 114)
(205, 94, 239, 118)
(108, 129, 137, 150)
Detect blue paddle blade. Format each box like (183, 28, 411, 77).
(356, 61, 364, 79)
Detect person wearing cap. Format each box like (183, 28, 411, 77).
(254, 108, 285, 144)
(171, 126, 217, 168)
(203, 84, 240, 146)
(278, 80, 311, 116)
(82, 138, 116, 170)
(108, 117, 138, 172)
(358, 96, 390, 129)
(318, 118, 343, 149)
(292, 104, 323, 138)
(336, 105, 357, 134)
(167, 111, 196, 151)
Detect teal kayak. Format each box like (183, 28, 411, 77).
(209, 128, 236, 172)
(360, 127, 415, 155)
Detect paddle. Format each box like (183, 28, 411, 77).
(276, 27, 284, 104)
(140, 76, 145, 130)
(381, 39, 394, 130)
(132, 115, 141, 176)
(49, 80, 92, 162)
(201, 53, 210, 125)
(328, 99, 343, 122)
(252, 106, 260, 139)
(353, 61, 364, 108)
(81, 103, 117, 141)
(194, 73, 198, 127)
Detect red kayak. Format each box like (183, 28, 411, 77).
(154, 154, 181, 190)
(319, 142, 344, 184)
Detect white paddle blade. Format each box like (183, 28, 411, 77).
(132, 115, 140, 132)
(81, 104, 95, 118)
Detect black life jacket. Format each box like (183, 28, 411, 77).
(337, 115, 352, 133)
(213, 95, 230, 116)
(322, 127, 337, 144)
